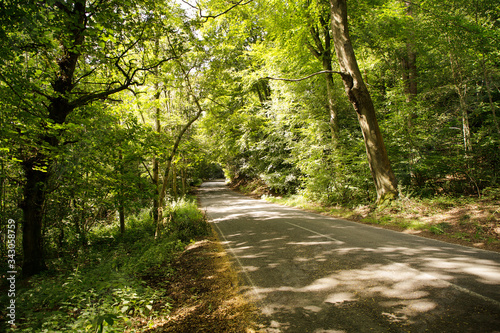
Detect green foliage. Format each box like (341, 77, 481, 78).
(429, 222, 452, 235)
(165, 197, 210, 242)
(483, 187, 500, 200)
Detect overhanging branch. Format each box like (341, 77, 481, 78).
(180, 0, 254, 21)
(69, 56, 177, 108)
(264, 70, 344, 82)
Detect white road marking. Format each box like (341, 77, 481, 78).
(286, 220, 500, 308)
(284, 221, 344, 245)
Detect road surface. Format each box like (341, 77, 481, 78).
(198, 180, 500, 332)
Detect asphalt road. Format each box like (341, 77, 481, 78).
(198, 180, 500, 333)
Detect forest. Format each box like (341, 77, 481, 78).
(1, 0, 499, 331)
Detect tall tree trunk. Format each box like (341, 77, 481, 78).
(400, 0, 418, 182)
(459, 88, 472, 154)
(401, 45, 417, 102)
(401, 0, 417, 102)
(118, 151, 125, 234)
(21, 0, 86, 276)
(181, 156, 187, 196)
(171, 164, 178, 199)
(152, 158, 160, 224)
(152, 89, 162, 226)
(155, 38, 204, 238)
(448, 48, 472, 155)
(307, 16, 339, 145)
(151, 36, 162, 227)
(119, 204, 125, 234)
(155, 106, 202, 238)
(329, 0, 398, 203)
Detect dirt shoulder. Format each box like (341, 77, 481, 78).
(143, 231, 261, 333)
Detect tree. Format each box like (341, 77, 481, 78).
(329, 0, 398, 202)
(0, 0, 176, 276)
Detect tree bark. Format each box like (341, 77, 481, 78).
(401, 45, 417, 102)
(181, 155, 187, 196)
(448, 47, 472, 155)
(119, 203, 125, 234)
(155, 105, 202, 238)
(481, 57, 500, 135)
(329, 0, 398, 203)
(21, 158, 49, 276)
(155, 38, 205, 238)
(401, 1, 417, 102)
(172, 164, 178, 199)
(118, 151, 125, 234)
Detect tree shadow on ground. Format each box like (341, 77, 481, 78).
(200, 180, 500, 333)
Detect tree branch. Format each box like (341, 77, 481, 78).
(305, 40, 321, 60)
(181, 0, 254, 21)
(202, 0, 254, 20)
(264, 70, 343, 82)
(0, 72, 42, 117)
(74, 67, 98, 86)
(69, 57, 176, 108)
(309, 25, 325, 55)
(156, 35, 205, 233)
(141, 160, 154, 182)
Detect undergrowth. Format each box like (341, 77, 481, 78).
(3, 198, 210, 333)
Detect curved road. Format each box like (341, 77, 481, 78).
(198, 180, 500, 332)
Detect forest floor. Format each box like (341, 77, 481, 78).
(231, 180, 500, 253)
(142, 231, 261, 333)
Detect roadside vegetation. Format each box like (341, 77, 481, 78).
(0, 198, 249, 332)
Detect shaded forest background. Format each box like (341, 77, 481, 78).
(0, 0, 499, 330)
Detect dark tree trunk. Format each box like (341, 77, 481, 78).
(118, 152, 125, 234)
(21, 158, 49, 276)
(152, 85, 162, 226)
(401, 1, 417, 102)
(329, 0, 398, 203)
(119, 204, 125, 234)
(21, 0, 86, 276)
(255, 79, 271, 104)
(20, 0, 168, 274)
(401, 47, 417, 102)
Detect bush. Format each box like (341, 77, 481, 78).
(166, 197, 210, 242)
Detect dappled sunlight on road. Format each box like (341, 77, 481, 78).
(199, 180, 500, 332)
